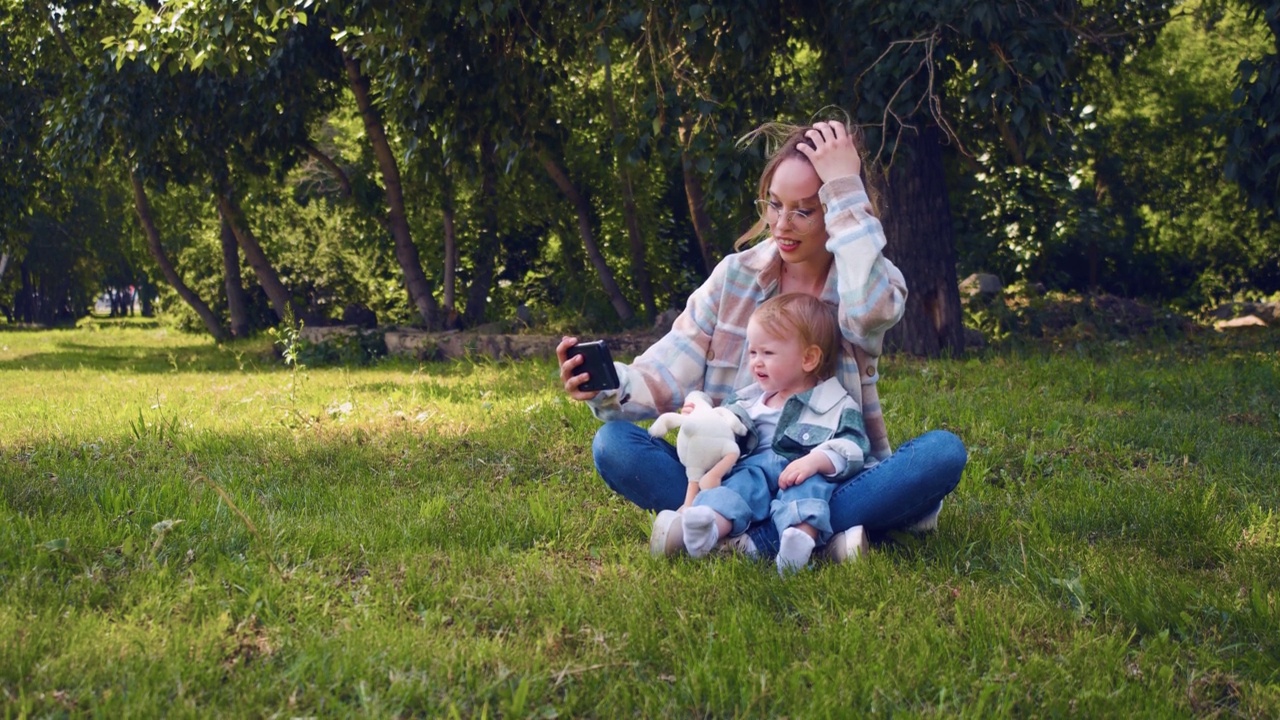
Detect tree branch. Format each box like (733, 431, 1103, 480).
(297, 141, 352, 198)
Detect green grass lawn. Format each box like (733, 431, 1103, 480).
(2, 318, 1278, 717)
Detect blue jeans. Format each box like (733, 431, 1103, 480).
(592, 421, 967, 557)
(690, 450, 782, 536)
(689, 449, 839, 544)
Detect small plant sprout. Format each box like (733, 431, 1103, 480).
(150, 519, 184, 557)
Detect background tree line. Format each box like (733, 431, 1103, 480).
(1, 0, 1277, 355)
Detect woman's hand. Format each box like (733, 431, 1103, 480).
(796, 121, 861, 184)
(778, 452, 836, 489)
(556, 336, 601, 401)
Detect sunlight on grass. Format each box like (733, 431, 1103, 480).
(1, 323, 1278, 715)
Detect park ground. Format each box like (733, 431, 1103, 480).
(1, 318, 1278, 716)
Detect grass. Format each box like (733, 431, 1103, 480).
(1, 317, 1278, 717)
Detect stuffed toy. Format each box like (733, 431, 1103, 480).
(649, 391, 749, 507)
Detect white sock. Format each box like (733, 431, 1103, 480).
(682, 506, 721, 558)
(777, 527, 816, 576)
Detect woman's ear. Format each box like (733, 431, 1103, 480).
(802, 345, 823, 374)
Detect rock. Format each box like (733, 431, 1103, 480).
(385, 329, 556, 361)
(341, 303, 378, 328)
(381, 330, 658, 362)
(1209, 301, 1279, 322)
(470, 321, 509, 335)
(1208, 303, 1240, 321)
(963, 326, 987, 350)
(1214, 315, 1268, 330)
(300, 325, 361, 344)
(654, 308, 681, 333)
(959, 273, 1003, 297)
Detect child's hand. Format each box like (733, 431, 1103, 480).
(778, 453, 834, 489)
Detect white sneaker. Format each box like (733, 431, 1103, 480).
(716, 533, 759, 558)
(649, 510, 684, 557)
(904, 500, 943, 533)
(825, 525, 869, 564)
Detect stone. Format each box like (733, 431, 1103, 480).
(1214, 315, 1267, 330)
(1208, 303, 1240, 321)
(959, 273, 1003, 297)
(300, 325, 361, 344)
(382, 330, 658, 362)
(1208, 301, 1279, 322)
(963, 326, 987, 350)
(653, 308, 681, 333)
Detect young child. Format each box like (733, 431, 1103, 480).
(659, 293, 872, 575)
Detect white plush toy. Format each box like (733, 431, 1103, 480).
(649, 391, 749, 507)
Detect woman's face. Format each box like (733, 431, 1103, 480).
(766, 157, 830, 267)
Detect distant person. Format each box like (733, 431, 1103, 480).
(557, 119, 966, 561)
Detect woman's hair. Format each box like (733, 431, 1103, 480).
(733, 119, 877, 251)
(751, 293, 841, 380)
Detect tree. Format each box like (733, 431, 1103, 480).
(805, 0, 1171, 355)
(1224, 0, 1280, 220)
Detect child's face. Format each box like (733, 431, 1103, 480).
(745, 317, 820, 399)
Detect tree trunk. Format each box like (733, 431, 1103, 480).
(878, 127, 964, 357)
(440, 165, 459, 327)
(215, 186, 301, 326)
(679, 116, 715, 276)
(604, 50, 655, 322)
(620, 170, 655, 323)
(17, 263, 32, 323)
(129, 170, 229, 342)
(343, 51, 439, 329)
(464, 135, 500, 327)
(539, 150, 636, 323)
(220, 215, 252, 338)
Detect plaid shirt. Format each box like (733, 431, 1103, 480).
(589, 174, 907, 462)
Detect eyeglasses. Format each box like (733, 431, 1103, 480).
(755, 199, 819, 232)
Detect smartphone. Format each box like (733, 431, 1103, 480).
(566, 340, 621, 391)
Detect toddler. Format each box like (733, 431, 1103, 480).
(656, 293, 872, 575)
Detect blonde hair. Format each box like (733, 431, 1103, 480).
(733, 119, 878, 251)
(751, 293, 841, 380)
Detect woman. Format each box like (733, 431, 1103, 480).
(556, 120, 966, 559)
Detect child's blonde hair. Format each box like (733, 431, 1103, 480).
(751, 293, 840, 380)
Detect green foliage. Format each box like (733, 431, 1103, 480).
(953, 1, 1280, 308)
(4, 0, 1279, 341)
(296, 329, 388, 367)
(966, 285, 1196, 347)
(1224, 0, 1280, 218)
(1, 325, 1279, 714)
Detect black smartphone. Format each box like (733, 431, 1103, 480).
(566, 340, 620, 391)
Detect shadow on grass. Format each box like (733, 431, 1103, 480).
(0, 341, 279, 374)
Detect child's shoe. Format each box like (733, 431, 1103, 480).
(904, 500, 943, 533)
(716, 533, 759, 558)
(649, 510, 684, 557)
(824, 524, 869, 564)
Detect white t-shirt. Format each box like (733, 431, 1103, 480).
(741, 391, 847, 478)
